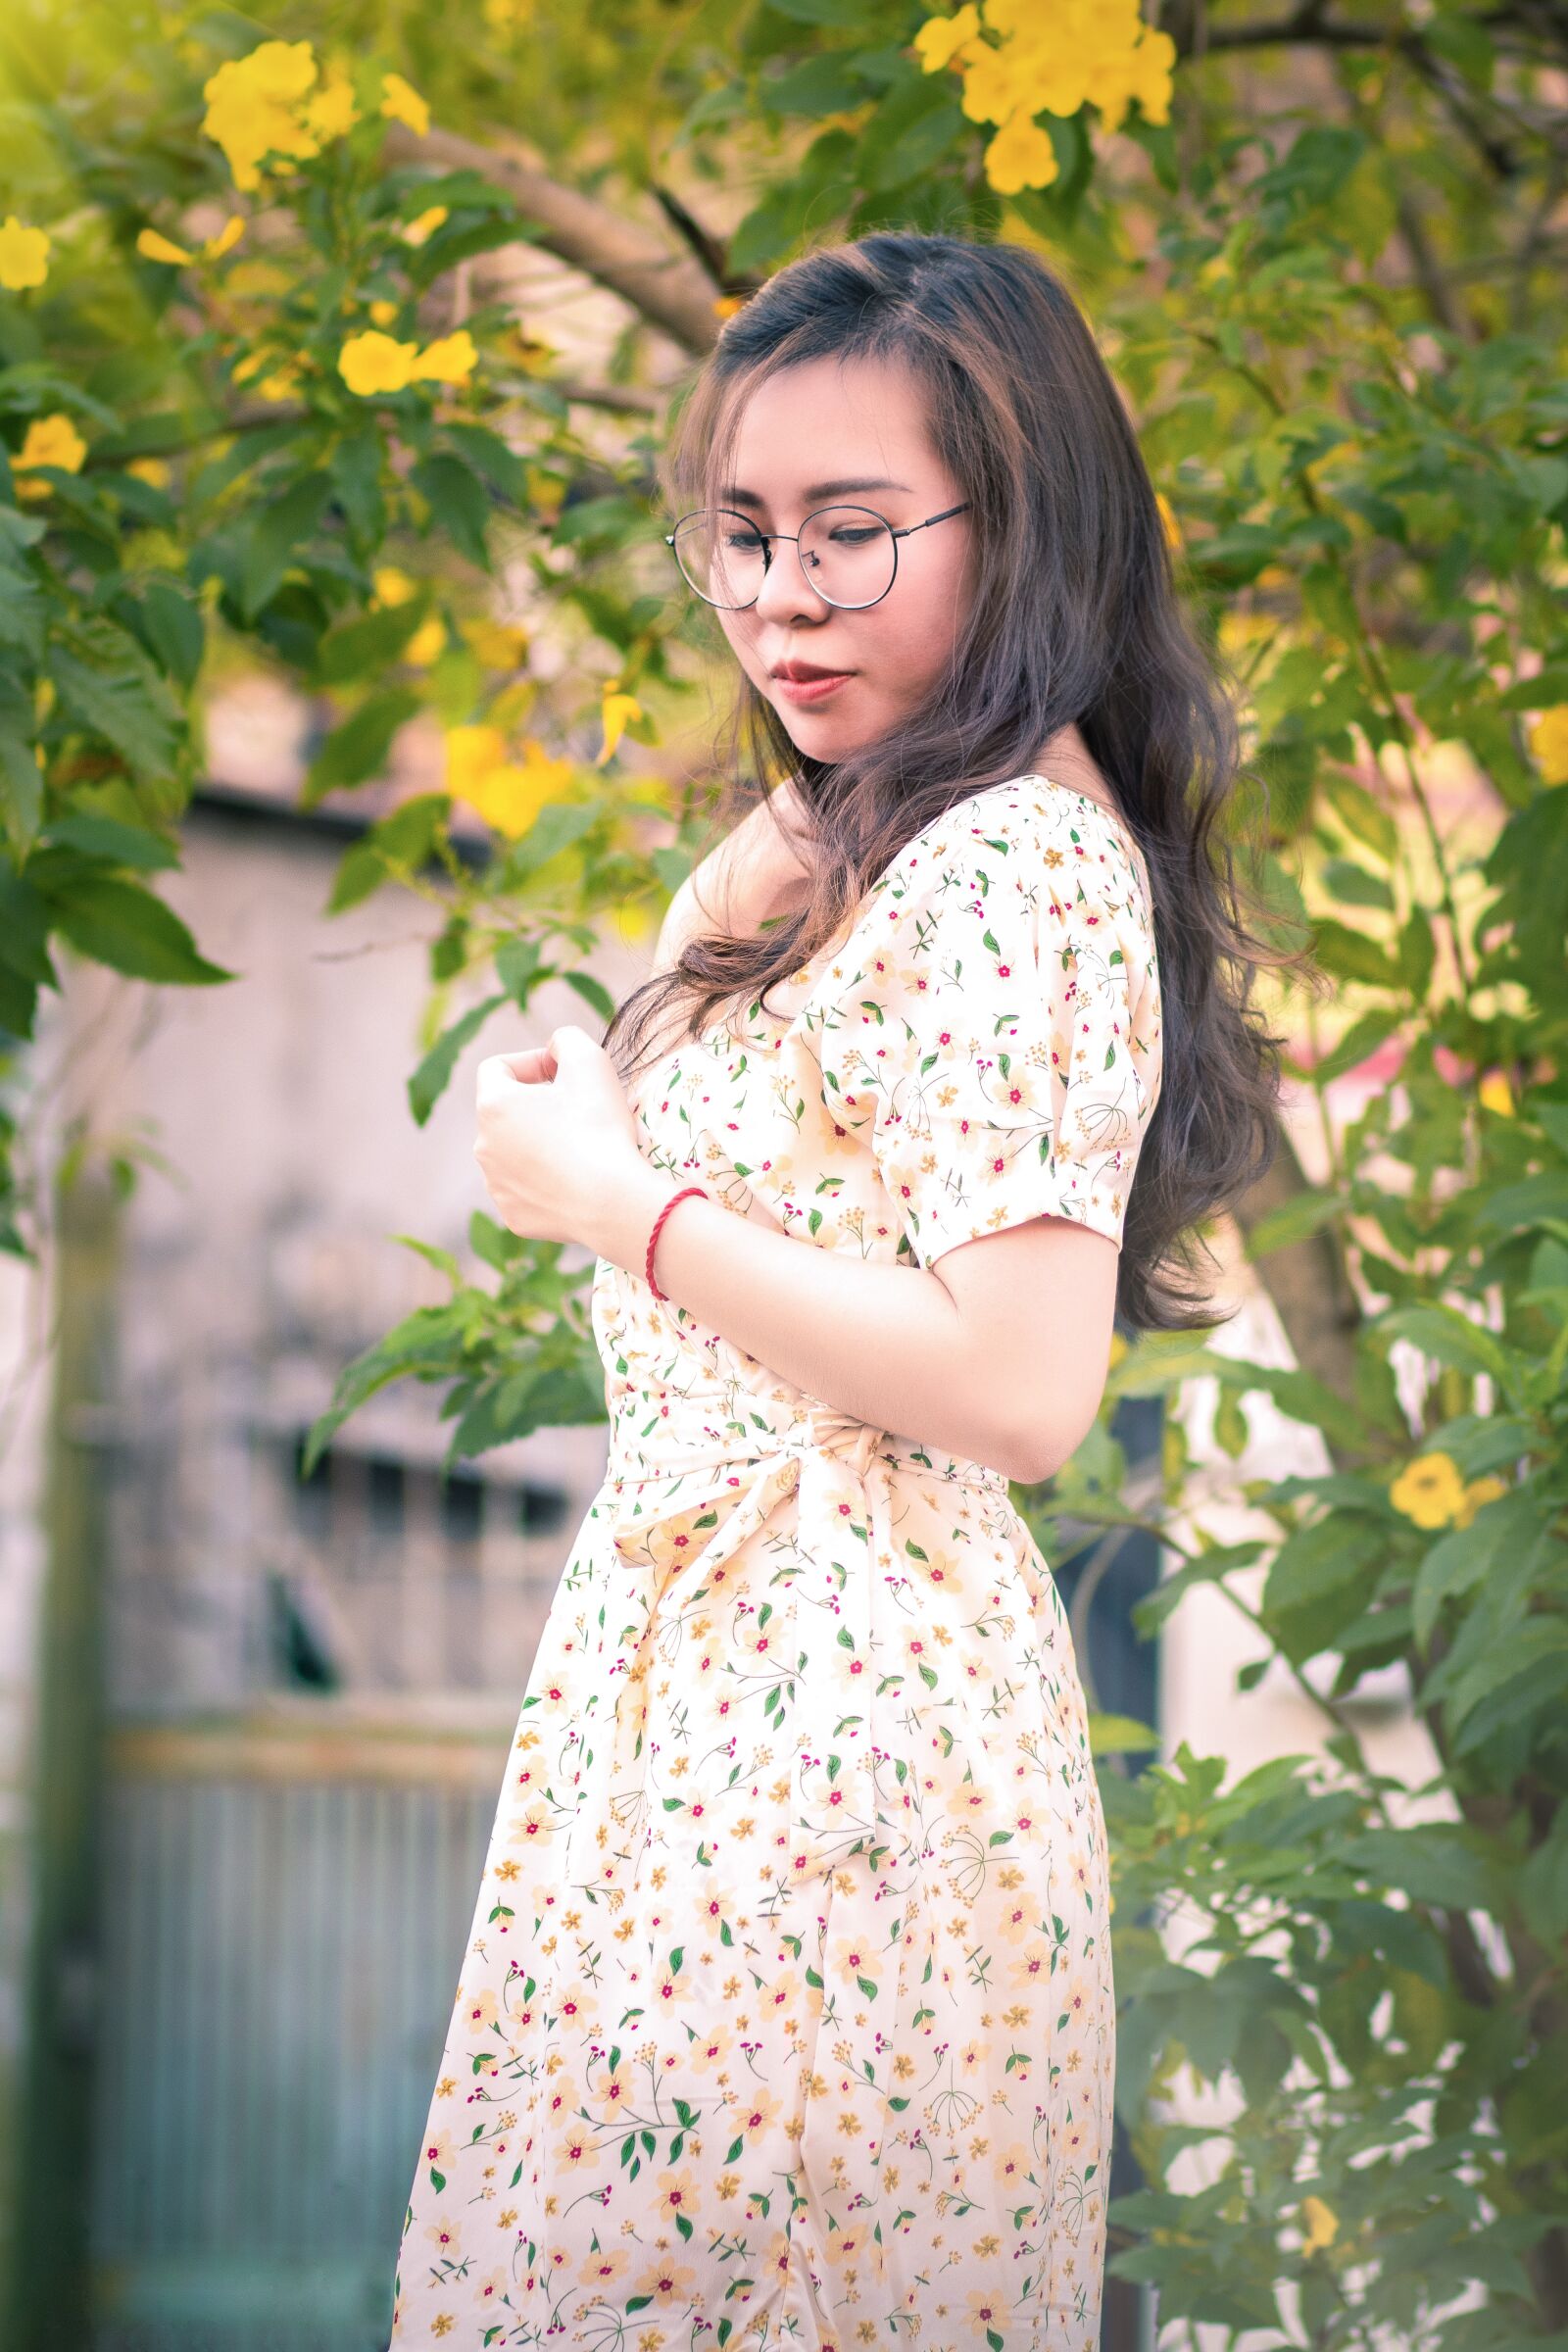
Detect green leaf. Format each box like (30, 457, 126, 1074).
(312, 601, 431, 688)
(410, 453, 492, 573)
(51, 630, 182, 781)
(40, 810, 179, 871)
(1089, 1713, 1160, 1756)
(328, 425, 385, 554)
(1262, 1512, 1385, 1618)
(1308, 915, 1403, 989)
(1336, 1825, 1497, 1912)
(304, 688, 422, 804)
(328, 794, 451, 911)
(138, 580, 206, 691)
(1411, 1490, 1529, 1647)
(762, 0, 875, 23)
(443, 422, 532, 508)
(0, 732, 43, 858)
(241, 469, 335, 621)
(1380, 1304, 1514, 1386)
(408, 991, 507, 1125)
(46, 875, 234, 985)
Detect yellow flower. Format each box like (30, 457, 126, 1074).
(711, 295, 746, 323)
(140, 214, 249, 271)
(138, 227, 197, 266)
(126, 456, 172, 488)
(1478, 1068, 1514, 1117)
(368, 299, 401, 326)
(256, 364, 304, 403)
(1154, 491, 1182, 553)
(372, 566, 419, 608)
(913, 5, 983, 74)
(12, 412, 88, 499)
(1300, 2195, 1338, 2254)
(404, 613, 449, 666)
(1527, 705, 1568, 786)
(202, 40, 323, 192)
(917, 0, 1176, 194)
(462, 617, 530, 668)
(596, 687, 645, 766)
(0, 217, 52, 290)
(402, 205, 449, 248)
(983, 110, 1059, 195)
(379, 72, 430, 136)
(338, 329, 420, 395)
(446, 726, 573, 838)
(301, 74, 359, 140)
(1453, 1474, 1508, 1530)
(410, 329, 477, 385)
(1390, 1451, 1467, 1531)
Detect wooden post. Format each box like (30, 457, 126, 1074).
(8, 1164, 120, 2349)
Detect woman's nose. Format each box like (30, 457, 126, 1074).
(752, 537, 829, 619)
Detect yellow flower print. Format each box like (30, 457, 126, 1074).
(12, 412, 87, 499)
(1390, 1450, 1466, 1530)
(338, 328, 419, 395)
(379, 71, 431, 136)
(0, 216, 50, 290)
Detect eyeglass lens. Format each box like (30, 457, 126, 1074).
(671, 508, 896, 611)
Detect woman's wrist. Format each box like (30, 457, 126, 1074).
(588, 1155, 702, 1279)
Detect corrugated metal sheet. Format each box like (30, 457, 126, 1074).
(91, 1729, 506, 2351)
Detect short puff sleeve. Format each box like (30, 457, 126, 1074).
(816, 789, 1161, 1271)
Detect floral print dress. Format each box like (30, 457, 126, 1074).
(389, 773, 1164, 2351)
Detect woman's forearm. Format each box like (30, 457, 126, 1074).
(591, 1161, 1026, 1478)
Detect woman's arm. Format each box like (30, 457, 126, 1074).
(608, 781, 1117, 1482)
(586, 1159, 1115, 1487)
(585, 1143, 1114, 1486)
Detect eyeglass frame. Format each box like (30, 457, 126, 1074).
(662, 499, 972, 612)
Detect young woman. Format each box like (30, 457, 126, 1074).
(390, 230, 1287, 2351)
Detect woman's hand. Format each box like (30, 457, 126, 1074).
(472, 1022, 647, 1252)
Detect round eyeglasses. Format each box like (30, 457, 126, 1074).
(663, 501, 971, 612)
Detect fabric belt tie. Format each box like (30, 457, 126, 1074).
(562, 1405, 909, 1888)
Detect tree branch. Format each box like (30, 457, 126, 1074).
(379, 120, 723, 355)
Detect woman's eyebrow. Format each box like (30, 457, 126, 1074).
(719, 476, 914, 509)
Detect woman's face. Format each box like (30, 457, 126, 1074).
(710, 354, 975, 760)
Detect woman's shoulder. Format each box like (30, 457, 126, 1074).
(875, 770, 1153, 928)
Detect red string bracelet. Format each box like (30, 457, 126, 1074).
(646, 1184, 709, 1300)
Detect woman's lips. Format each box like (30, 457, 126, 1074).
(772, 671, 854, 706)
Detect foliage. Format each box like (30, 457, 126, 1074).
(3, 0, 1567, 2341)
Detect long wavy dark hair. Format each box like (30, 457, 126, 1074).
(604, 230, 1314, 1335)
